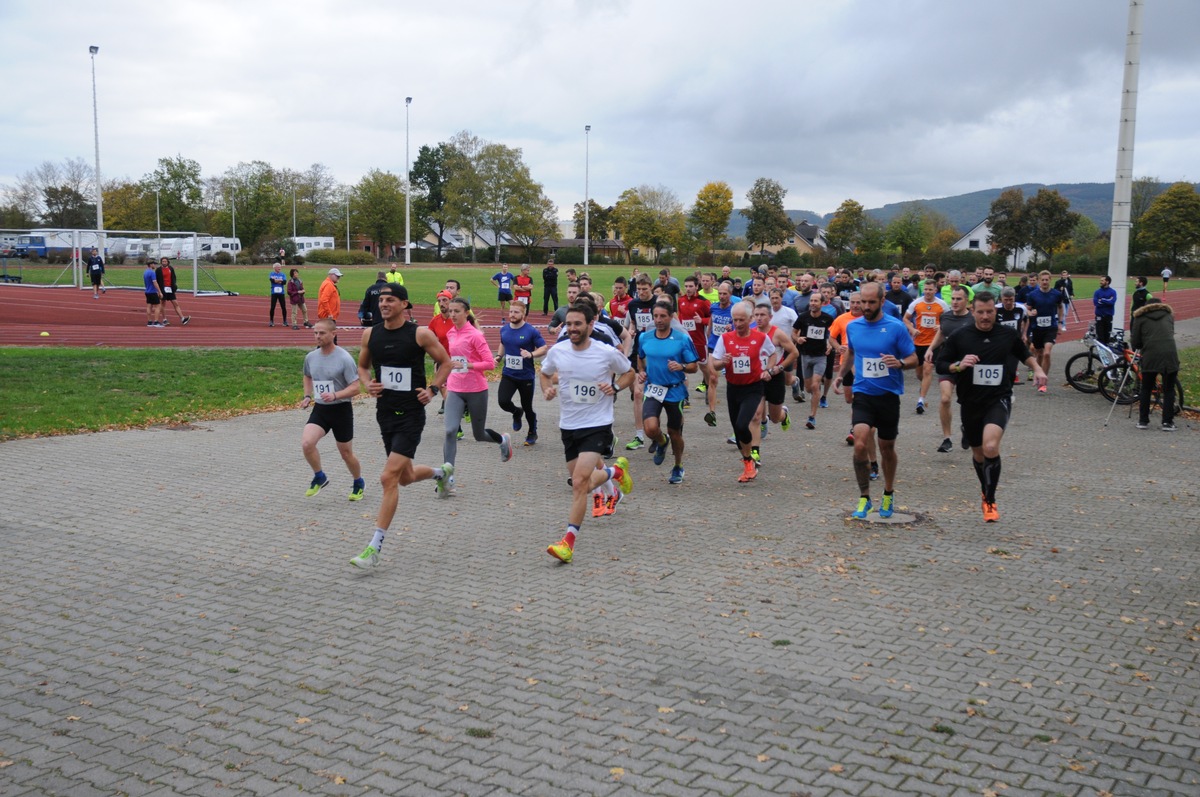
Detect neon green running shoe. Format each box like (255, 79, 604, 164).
(547, 538, 573, 563)
(613, 456, 634, 495)
(348, 479, 365, 502)
(780, 406, 792, 431)
(851, 497, 872, 519)
(350, 545, 379, 569)
(879, 493, 895, 518)
(305, 474, 329, 497)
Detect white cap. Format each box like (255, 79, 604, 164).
(328, 268, 343, 277)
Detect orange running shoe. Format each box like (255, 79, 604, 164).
(547, 538, 573, 563)
(592, 492, 605, 517)
(983, 500, 1000, 523)
(737, 458, 757, 483)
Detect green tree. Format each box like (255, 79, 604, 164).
(690, 181, 734, 255)
(858, 216, 888, 254)
(474, 142, 545, 263)
(102, 180, 154, 232)
(611, 185, 684, 264)
(1069, 215, 1101, 252)
(352, 169, 405, 260)
(740, 178, 792, 254)
(216, 161, 288, 255)
(1129, 175, 1165, 263)
(824, 199, 867, 253)
(411, 143, 455, 258)
(1026, 188, 1079, 265)
(141, 155, 203, 231)
(572, 199, 612, 241)
(41, 185, 95, 228)
(444, 130, 486, 262)
(611, 188, 646, 262)
(509, 191, 560, 262)
(1140, 181, 1200, 265)
(986, 188, 1029, 264)
(884, 203, 932, 262)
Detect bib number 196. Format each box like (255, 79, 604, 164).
(570, 382, 601, 404)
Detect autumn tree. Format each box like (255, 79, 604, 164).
(884, 203, 933, 262)
(1129, 175, 1165, 262)
(690, 181, 734, 255)
(612, 185, 684, 263)
(444, 130, 487, 262)
(824, 199, 868, 253)
(1140, 181, 1200, 265)
(572, 199, 612, 241)
(352, 169, 405, 259)
(986, 188, 1029, 264)
(411, 143, 455, 258)
(215, 161, 288, 253)
(740, 178, 792, 254)
(1026, 188, 1079, 266)
(141, 155, 203, 232)
(510, 192, 562, 261)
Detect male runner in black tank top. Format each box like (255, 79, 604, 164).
(350, 284, 453, 569)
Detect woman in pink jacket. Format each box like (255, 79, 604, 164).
(442, 298, 513, 492)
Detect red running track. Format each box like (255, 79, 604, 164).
(2, 284, 1198, 349)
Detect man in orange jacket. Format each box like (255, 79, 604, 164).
(318, 268, 343, 322)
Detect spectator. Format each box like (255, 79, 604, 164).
(541, 258, 559, 314)
(318, 268, 343, 322)
(360, 271, 388, 327)
(1130, 299, 1180, 431)
(385, 264, 404, 285)
(287, 268, 312, 329)
(1092, 275, 1117, 344)
(1131, 276, 1152, 314)
(268, 261, 287, 327)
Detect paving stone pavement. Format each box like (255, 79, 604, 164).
(2, 323, 1198, 797)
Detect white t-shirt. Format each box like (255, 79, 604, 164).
(540, 339, 631, 430)
(770, 305, 798, 332)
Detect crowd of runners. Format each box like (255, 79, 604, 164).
(293, 262, 1066, 568)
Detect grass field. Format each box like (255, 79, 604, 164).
(1, 343, 1195, 440)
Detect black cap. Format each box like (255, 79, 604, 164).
(379, 284, 408, 300)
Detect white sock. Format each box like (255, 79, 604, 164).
(370, 529, 385, 551)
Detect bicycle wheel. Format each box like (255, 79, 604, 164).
(1150, 377, 1186, 414)
(1098, 364, 1139, 405)
(1064, 351, 1102, 393)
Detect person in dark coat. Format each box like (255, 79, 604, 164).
(1130, 276, 1152, 314)
(359, 271, 388, 327)
(1130, 300, 1180, 431)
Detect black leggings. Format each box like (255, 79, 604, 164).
(498, 375, 537, 430)
(726, 382, 765, 446)
(269, 294, 287, 322)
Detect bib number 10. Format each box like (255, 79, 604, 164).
(380, 366, 412, 391)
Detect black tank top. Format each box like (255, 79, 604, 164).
(368, 321, 427, 411)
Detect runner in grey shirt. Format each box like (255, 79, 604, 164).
(300, 318, 365, 500)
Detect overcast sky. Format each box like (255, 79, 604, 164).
(2, 0, 1198, 222)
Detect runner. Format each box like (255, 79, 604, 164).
(702, 280, 735, 426)
(349, 284, 453, 569)
(903, 279, 948, 415)
(677, 275, 711, 406)
(708, 301, 776, 483)
(750, 302, 799, 461)
(427, 289, 455, 417)
(1023, 270, 1067, 394)
(637, 301, 699, 484)
(606, 277, 632, 321)
(143, 260, 163, 327)
(547, 282, 582, 337)
(442, 297, 514, 493)
(829, 292, 865, 446)
(492, 263, 515, 311)
(620, 277, 658, 450)
(155, 257, 190, 325)
(698, 272, 719, 304)
(299, 318, 364, 501)
(834, 282, 918, 519)
(539, 302, 636, 563)
(925, 285, 973, 452)
(935, 291, 1047, 521)
(86, 247, 105, 298)
(792, 291, 834, 429)
(496, 300, 549, 446)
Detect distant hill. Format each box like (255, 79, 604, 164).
(724, 182, 1188, 239)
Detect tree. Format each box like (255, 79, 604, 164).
(474, 142, 546, 262)
(1069, 215, 1101, 252)
(824, 199, 868, 253)
(986, 188, 1029, 264)
(444, 130, 487, 262)
(509, 191, 560, 261)
(411, 143, 455, 258)
(1129, 175, 1165, 262)
(1140, 182, 1200, 265)
(216, 161, 287, 254)
(8, 157, 95, 225)
(611, 188, 646, 262)
(740, 178, 792, 254)
(41, 186, 95, 228)
(352, 169, 405, 259)
(142, 155, 203, 231)
(572, 199, 612, 241)
(690, 181, 734, 255)
(611, 185, 684, 264)
(884, 203, 933, 262)
(1026, 188, 1079, 265)
(102, 179, 154, 231)
(296, 163, 343, 238)
(858, 216, 888, 255)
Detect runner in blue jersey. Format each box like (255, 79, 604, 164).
(637, 302, 699, 484)
(834, 282, 918, 520)
(496, 300, 548, 445)
(703, 281, 736, 427)
(1023, 270, 1067, 394)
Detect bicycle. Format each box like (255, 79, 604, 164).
(1097, 348, 1185, 410)
(1064, 323, 1122, 394)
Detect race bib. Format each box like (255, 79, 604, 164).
(861, 357, 888, 379)
(1036, 315, 1052, 327)
(91, 264, 101, 272)
(760, 353, 770, 370)
(312, 380, 335, 399)
(635, 312, 652, 331)
(272, 285, 284, 294)
(920, 315, 937, 328)
(163, 287, 173, 295)
(807, 325, 826, 339)
(450, 356, 469, 373)
(1000, 320, 1018, 329)
(712, 322, 730, 336)
(380, 366, 412, 391)
(682, 319, 696, 331)
(518, 296, 529, 305)
(569, 381, 601, 404)
(973, 364, 1003, 386)
(644, 383, 668, 402)
(731, 355, 751, 374)
(505, 354, 524, 370)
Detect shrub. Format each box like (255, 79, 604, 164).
(303, 249, 377, 266)
(293, 255, 305, 266)
(211, 251, 234, 265)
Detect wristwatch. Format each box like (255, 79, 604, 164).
(428, 385, 440, 395)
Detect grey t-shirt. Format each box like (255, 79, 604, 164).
(303, 346, 359, 404)
(939, 311, 974, 343)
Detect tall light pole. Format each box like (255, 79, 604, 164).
(231, 192, 236, 241)
(1106, 0, 1144, 335)
(584, 125, 591, 266)
(89, 45, 103, 232)
(155, 190, 161, 235)
(405, 96, 412, 266)
(292, 188, 297, 240)
(345, 194, 350, 251)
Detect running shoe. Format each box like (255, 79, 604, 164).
(879, 493, 895, 518)
(606, 435, 618, 458)
(652, 435, 668, 466)
(851, 497, 872, 519)
(457, 427, 464, 440)
(727, 436, 738, 444)
(916, 398, 925, 415)
(780, 407, 792, 431)
(737, 458, 757, 483)
(1037, 385, 1047, 395)
(463, 410, 471, 423)
(350, 545, 379, 569)
(162, 319, 170, 326)
(592, 493, 605, 517)
(512, 412, 522, 432)
(182, 316, 190, 325)
(805, 416, 816, 430)
(433, 462, 454, 498)
(704, 411, 717, 427)
(293, 325, 300, 330)
(1136, 421, 1149, 430)
(613, 457, 634, 494)
(982, 500, 999, 523)
(819, 397, 828, 409)
(1027, 369, 1034, 382)
(1162, 422, 1177, 431)
(937, 438, 953, 453)
(546, 538, 573, 563)
(499, 433, 514, 462)
(846, 431, 855, 446)
(348, 478, 365, 502)
(269, 322, 275, 327)
(695, 383, 707, 394)
(869, 462, 879, 481)
(681, 396, 691, 409)
(438, 405, 445, 415)
(524, 431, 538, 446)
(760, 421, 769, 438)
(749, 448, 761, 464)
(960, 426, 970, 450)
(668, 465, 684, 485)
(625, 436, 644, 450)
(305, 473, 330, 497)
(604, 494, 618, 516)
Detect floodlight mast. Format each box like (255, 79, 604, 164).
(89, 46, 103, 232)
(1106, 0, 1143, 336)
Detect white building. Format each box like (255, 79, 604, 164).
(952, 219, 1037, 271)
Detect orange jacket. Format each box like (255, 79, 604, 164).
(317, 277, 341, 320)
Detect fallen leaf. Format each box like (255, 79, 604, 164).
(0, 761, 13, 769)
(525, 678, 539, 685)
(657, 706, 675, 714)
(295, 717, 311, 724)
(756, 754, 769, 762)
(458, 704, 470, 711)
(1068, 760, 1086, 772)
(828, 764, 844, 773)
(334, 776, 346, 784)
(610, 767, 625, 781)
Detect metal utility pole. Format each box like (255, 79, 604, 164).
(1106, 0, 1144, 334)
(584, 125, 591, 266)
(89, 46, 103, 231)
